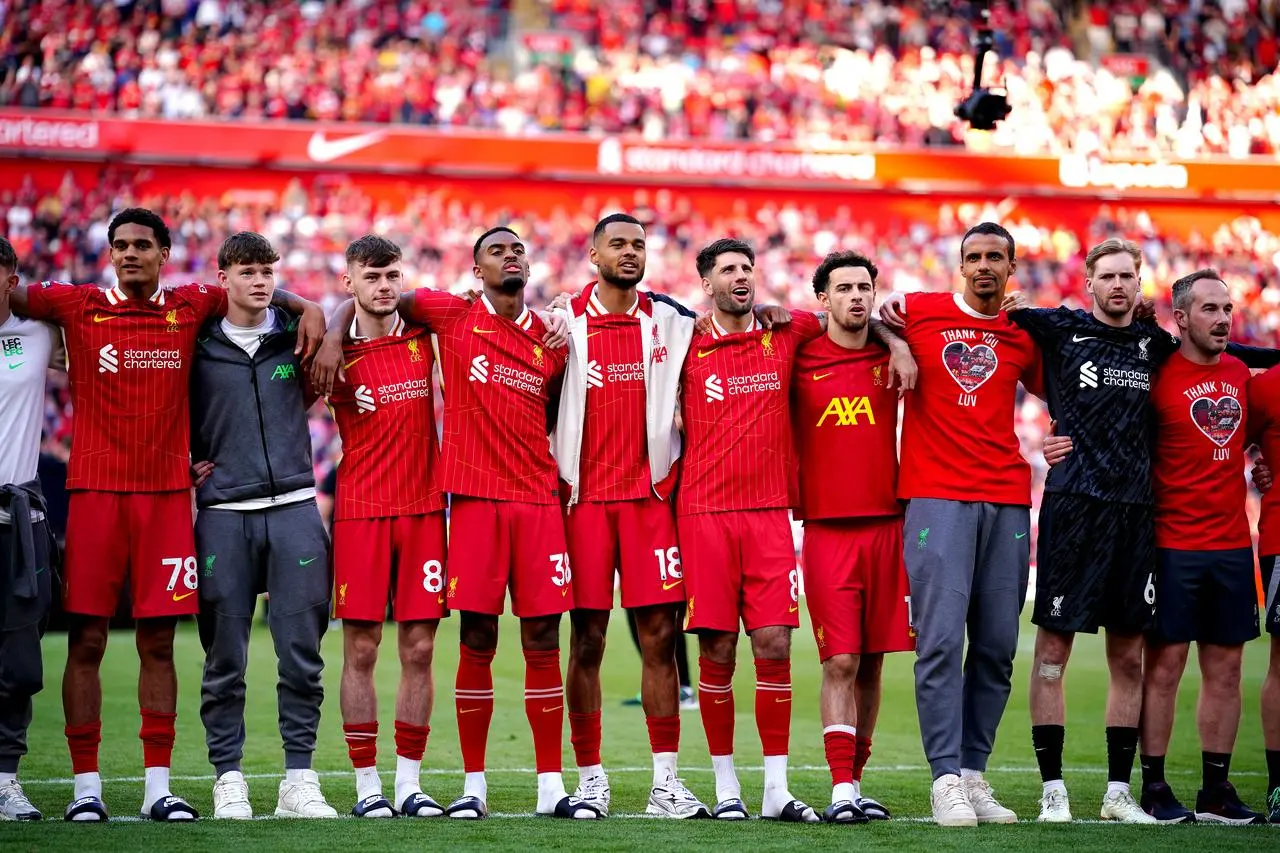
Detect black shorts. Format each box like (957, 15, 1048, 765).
(1152, 548, 1260, 646)
(1260, 555, 1280, 638)
(1033, 493, 1154, 634)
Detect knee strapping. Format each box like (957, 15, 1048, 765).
(1037, 662, 1064, 680)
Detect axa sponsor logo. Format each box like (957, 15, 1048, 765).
(354, 384, 377, 413)
(817, 396, 877, 426)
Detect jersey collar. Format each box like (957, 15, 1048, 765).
(953, 292, 999, 320)
(105, 284, 166, 307)
(481, 292, 532, 330)
(349, 314, 405, 341)
(585, 283, 640, 318)
(710, 313, 759, 339)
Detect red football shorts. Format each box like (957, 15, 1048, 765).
(565, 497, 684, 610)
(447, 497, 572, 618)
(63, 490, 198, 619)
(678, 509, 798, 633)
(802, 517, 915, 660)
(332, 512, 448, 622)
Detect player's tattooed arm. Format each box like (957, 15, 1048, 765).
(869, 318, 917, 391)
(269, 289, 326, 362)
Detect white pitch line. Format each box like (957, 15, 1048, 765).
(73, 814, 1232, 826)
(19, 764, 1261, 786)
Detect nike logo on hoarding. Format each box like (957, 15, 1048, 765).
(696, 348, 719, 358)
(305, 130, 387, 163)
(93, 314, 117, 323)
(172, 591, 197, 602)
(472, 327, 497, 335)
(342, 356, 366, 370)
(812, 372, 832, 381)
(662, 580, 681, 591)
(1071, 334, 1098, 343)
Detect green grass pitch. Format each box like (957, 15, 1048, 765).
(1, 607, 1275, 851)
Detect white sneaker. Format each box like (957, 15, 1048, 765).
(1037, 787, 1072, 823)
(212, 771, 253, 820)
(646, 775, 711, 819)
(574, 773, 611, 818)
(0, 779, 41, 820)
(931, 774, 977, 827)
(963, 775, 1018, 824)
(276, 770, 338, 818)
(1100, 788, 1157, 824)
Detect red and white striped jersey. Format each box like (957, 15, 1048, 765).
(407, 290, 566, 503)
(328, 317, 444, 520)
(23, 281, 227, 492)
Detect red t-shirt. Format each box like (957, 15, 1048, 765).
(25, 281, 227, 491)
(1152, 352, 1251, 551)
(1249, 364, 1280, 556)
(407, 291, 566, 503)
(792, 335, 900, 520)
(678, 311, 823, 515)
(328, 318, 444, 520)
(574, 284, 651, 502)
(898, 292, 1040, 506)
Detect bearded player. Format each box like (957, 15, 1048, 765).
(312, 228, 588, 819)
(9, 208, 324, 822)
(792, 252, 914, 824)
(680, 238, 911, 822)
(324, 236, 448, 819)
(552, 213, 709, 817)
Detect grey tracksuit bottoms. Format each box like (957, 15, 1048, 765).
(903, 499, 1030, 779)
(196, 501, 331, 775)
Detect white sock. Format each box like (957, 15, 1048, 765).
(463, 771, 487, 802)
(850, 779, 862, 800)
(73, 771, 102, 800)
(763, 754, 789, 791)
(1106, 781, 1130, 797)
(395, 755, 422, 803)
(0, 772, 16, 786)
(143, 766, 171, 809)
(652, 752, 677, 787)
(536, 771, 568, 810)
(1043, 779, 1067, 796)
(285, 768, 308, 785)
(960, 768, 983, 781)
(711, 754, 740, 802)
(355, 766, 382, 801)
(577, 763, 605, 787)
(833, 782, 855, 804)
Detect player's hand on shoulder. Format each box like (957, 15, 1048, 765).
(878, 292, 907, 330)
(295, 302, 327, 363)
(1252, 456, 1274, 494)
(1133, 295, 1156, 321)
(886, 346, 918, 392)
(1041, 419, 1073, 467)
(693, 311, 714, 336)
(754, 303, 791, 329)
(309, 336, 346, 398)
(538, 310, 569, 349)
(1001, 291, 1030, 313)
(190, 461, 215, 488)
(547, 291, 577, 313)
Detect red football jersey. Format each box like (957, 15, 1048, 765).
(407, 290, 566, 503)
(678, 311, 823, 515)
(792, 335, 900, 520)
(24, 281, 226, 491)
(898, 292, 1040, 506)
(328, 317, 444, 520)
(575, 284, 650, 502)
(1152, 351, 1251, 550)
(1249, 365, 1280, 556)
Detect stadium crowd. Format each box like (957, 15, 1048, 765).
(1, 1, 1278, 156)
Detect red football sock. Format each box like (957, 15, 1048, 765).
(646, 714, 680, 755)
(343, 721, 378, 769)
(65, 720, 102, 775)
(394, 720, 429, 762)
(456, 645, 495, 773)
(523, 649, 564, 774)
(754, 658, 791, 757)
(139, 709, 176, 769)
(853, 735, 873, 782)
(568, 710, 602, 768)
(824, 728, 856, 786)
(697, 656, 735, 757)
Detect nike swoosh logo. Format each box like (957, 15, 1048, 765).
(93, 314, 117, 323)
(172, 590, 197, 602)
(437, 595, 445, 605)
(472, 327, 497, 335)
(34, 565, 46, 575)
(1015, 532, 1028, 539)
(342, 356, 366, 370)
(587, 331, 603, 339)
(459, 707, 481, 714)
(542, 704, 562, 713)
(1071, 334, 1098, 343)
(696, 348, 719, 358)
(7, 362, 23, 370)
(788, 605, 799, 613)
(305, 130, 387, 163)
(775, 697, 792, 704)
(662, 580, 682, 591)
(299, 557, 317, 566)
(714, 697, 731, 705)
(812, 371, 832, 381)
